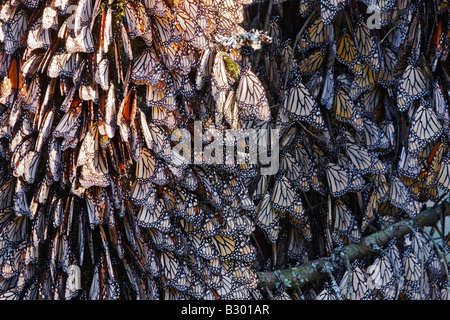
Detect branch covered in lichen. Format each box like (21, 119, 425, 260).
(257, 203, 450, 291)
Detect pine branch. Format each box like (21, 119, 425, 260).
(257, 202, 450, 291)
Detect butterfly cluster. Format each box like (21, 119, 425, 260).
(1, 0, 450, 301)
(243, 0, 450, 299)
(0, 0, 275, 300)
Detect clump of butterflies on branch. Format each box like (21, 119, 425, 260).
(0, 0, 448, 301)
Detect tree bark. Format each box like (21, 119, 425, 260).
(257, 203, 450, 290)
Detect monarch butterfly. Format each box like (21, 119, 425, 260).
(160, 251, 180, 281)
(298, 16, 328, 52)
(1, 209, 27, 244)
(84, 188, 107, 227)
(225, 260, 258, 288)
(298, 49, 325, 74)
(378, 46, 398, 88)
(317, 282, 340, 300)
(153, 15, 181, 47)
(218, 6, 244, 25)
(0, 47, 10, 78)
(361, 85, 383, 117)
(174, 10, 209, 50)
(438, 155, 450, 192)
(330, 199, 361, 245)
(403, 248, 422, 282)
(286, 227, 307, 261)
(94, 58, 109, 91)
(389, 176, 421, 216)
(211, 51, 229, 100)
(333, 89, 355, 125)
(293, 142, 314, 190)
(3, 54, 20, 97)
(65, 25, 94, 53)
(409, 231, 434, 266)
(350, 62, 376, 99)
(196, 48, 213, 90)
(367, 254, 395, 292)
(232, 235, 256, 261)
(131, 234, 156, 274)
(299, 0, 318, 16)
(317, 65, 334, 109)
(42, 6, 58, 29)
(146, 83, 177, 111)
(98, 7, 113, 55)
(399, 63, 428, 102)
(0, 209, 14, 242)
(20, 76, 41, 113)
(284, 80, 324, 129)
(255, 193, 279, 243)
(280, 152, 302, 183)
(355, 119, 390, 151)
(181, 45, 198, 74)
(76, 124, 111, 188)
(174, 0, 199, 18)
(199, 209, 221, 236)
(143, 0, 169, 16)
(354, 20, 380, 72)
(325, 163, 351, 198)
(398, 145, 423, 179)
(433, 80, 449, 124)
(117, 86, 137, 141)
(159, 42, 181, 74)
(209, 271, 232, 299)
(211, 235, 236, 260)
(148, 218, 178, 247)
(195, 5, 216, 36)
(408, 103, 443, 152)
(98, 83, 117, 139)
(71, 0, 95, 35)
(213, 0, 240, 11)
(27, 19, 51, 51)
(336, 29, 357, 67)
(235, 65, 270, 121)
(130, 171, 156, 207)
(115, 22, 133, 63)
(235, 209, 255, 234)
(215, 11, 241, 37)
(143, 148, 171, 186)
(123, 0, 150, 39)
(249, 174, 267, 200)
(47, 51, 81, 79)
(139, 113, 172, 161)
(45, 139, 62, 184)
(339, 265, 371, 300)
(174, 189, 202, 225)
(320, 0, 346, 25)
(176, 169, 199, 192)
(14, 150, 40, 185)
(172, 72, 194, 97)
(417, 140, 445, 182)
(4, 8, 28, 55)
(303, 71, 322, 101)
(271, 175, 295, 210)
(128, 121, 144, 163)
(0, 251, 18, 280)
(344, 141, 386, 175)
(53, 99, 83, 145)
(132, 49, 165, 86)
(222, 90, 240, 129)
